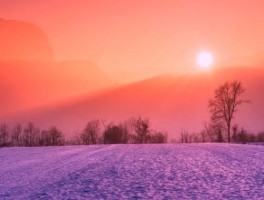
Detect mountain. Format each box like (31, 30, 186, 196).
(1, 20, 263, 138)
(0, 60, 111, 115)
(0, 19, 112, 114)
(0, 18, 54, 61)
(4, 66, 264, 139)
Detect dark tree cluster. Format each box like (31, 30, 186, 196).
(72, 116, 167, 145)
(0, 122, 64, 147)
(231, 125, 264, 144)
(1, 80, 263, 146)
(180, 125, 264, 144)
(0, 116, 167, 147)
(80, 120, 100, 145)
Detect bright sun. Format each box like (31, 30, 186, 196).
(196, 51, 214, 69)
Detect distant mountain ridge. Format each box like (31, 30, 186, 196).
(4, 66, 264, 139)
(0, 18, 54, 61)
(1, 18, 264, 139)
(0, 19, 113, 114)
(0, 60, 111, 113)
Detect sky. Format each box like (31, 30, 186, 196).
(1, 0, 264, 81)
(1, 0, 264, 136)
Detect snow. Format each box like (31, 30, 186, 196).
(0, 144, 263, 199)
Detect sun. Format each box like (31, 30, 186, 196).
(196, 51, 214, 69)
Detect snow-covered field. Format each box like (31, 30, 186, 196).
(0, 144, 263, 199)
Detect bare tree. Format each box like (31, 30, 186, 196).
(180, 130, 190, 143)
(199, 129, 207, 143)
(118, 121, 131, 144)
(11, 123, 22, 146)
(149, 131, 167, 143)
(103, 123, 129, 144)
(132, 116, 150, 144)
(209, 81, 248, 142)
(203, 121, 225, 142)
(67, 131, 82, 145)
(23, 122, 40, 147)
(49, 126, 64, 146)
(81, 120, 100, 145)
(257, 132, 264, 142)
(0, 123, 9, 147)
(38, 126, 64, 146)
(39, 129, 50, 146)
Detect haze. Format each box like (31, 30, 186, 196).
(1, 0, 264, 138)
(1, 0, 264, 81)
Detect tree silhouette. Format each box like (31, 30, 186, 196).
(39, 129, 50, 146)
(49, 126, 64, 146)
(103, 124, 129, 144)
(39, 126, 64, 146)
(11, 123, 22, 146)
(132, 116, 150, 144)
(209, 81, 248, 142)
(23, 122, 40, 147)
(81, 120, 100, 145)
(150, 131, 167, 143)
(0, 124, 9, 147)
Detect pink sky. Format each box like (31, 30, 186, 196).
(1, 0, 264, 81)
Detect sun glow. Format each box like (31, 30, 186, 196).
(196, 51, 214, 69)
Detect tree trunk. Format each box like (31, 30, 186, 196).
(227, 124, 231, 143)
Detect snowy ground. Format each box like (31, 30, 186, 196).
(0, 144, 263, 199)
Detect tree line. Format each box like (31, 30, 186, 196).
(181, 80, 264, 144)
(0, 116, 167, 147)
(180, 125, 264, 144)
(1, 80, 264, 147)
(0, 123, 64, 147)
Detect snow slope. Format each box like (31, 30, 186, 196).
(0, 144, 263, 199)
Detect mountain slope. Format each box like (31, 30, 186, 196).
(0, 61, 111, 114)
(0, 18, 54, 61)
(5, 66, 264, 138)
(0, 19, 112, 114)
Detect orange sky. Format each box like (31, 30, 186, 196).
(1, 1, 264, 136)
(1, 0, 264, 81)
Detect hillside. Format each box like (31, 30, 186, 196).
(0, 18, 54, 61)
(0, 144, 263, 199)
(0, 61, 111, 115)
(0, 19, 112, 115)
(5, 66, 264, 138)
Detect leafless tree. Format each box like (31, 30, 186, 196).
(23, 122, 40, 147)
(81, 119, 100, 145)
(0, 123, 9, 147)
(209, 81, 248, 142)
(257, 132, 264, 142)
(49, 126, 64, 146)
(118, 121, 131, 144)
(199, 129, 207, 143)
(132, 116, 150, 144)
(180, 130, 189, 143)
(11, 123, 23, 146)
(67, 131, 82, 145)
(39, 129, 50, 146)
(149, 131, 167, 143)
(103, 123, 129, 144)
(39, 126, 64, 146)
